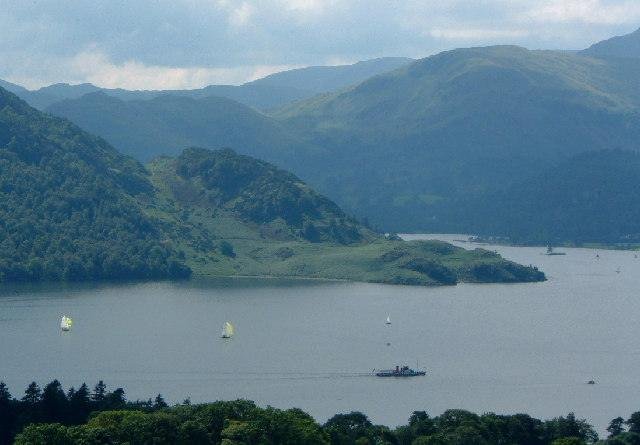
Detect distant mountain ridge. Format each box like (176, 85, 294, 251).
(249, 57, 413, 93)
(15, 28, 640, 244)
(2, 57, 413, 111)
(272, 45, 640, 236)
(45, 92, 321, 163)
(40, 41, 640, 243)
(583, 27, 640, 59)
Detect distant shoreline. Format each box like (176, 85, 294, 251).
(400, 233, 640, 251)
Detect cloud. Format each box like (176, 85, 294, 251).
(524, 0, 640, 25)
(0, 0, 638, 89)
(429, 28, 529, 41)
(3, 49, 300, 90)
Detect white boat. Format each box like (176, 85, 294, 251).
(60, 316, 73, 332)
(385, 315, 391, 325)
(221, 321, 234, 338)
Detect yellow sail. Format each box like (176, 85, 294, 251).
(222, 321, 234, 338)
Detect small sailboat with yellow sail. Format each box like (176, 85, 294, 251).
(60, 316, 73, 332)
(221, 321, 234, 339)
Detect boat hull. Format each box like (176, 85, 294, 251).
(375, 370, 426, 377)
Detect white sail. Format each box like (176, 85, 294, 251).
(60, 316, 73, 331)
(385, 315, 391, 325)
(221, 321, 234, 338)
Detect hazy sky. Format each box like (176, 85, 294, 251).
(1, 0, 639, 89)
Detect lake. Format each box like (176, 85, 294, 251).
(1, 234, 639, 435)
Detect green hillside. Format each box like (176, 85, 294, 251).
(274, 45, 640, 235)
(147, 148, 543, 285)
(0, 86, 543, 285)
(450, 150, 640, 244)
(583, 27, 640, 59)
(46, 92, 321, 164)
(36, 40, 640, 244)
(248, 57, 413, 93)
(0, 88, 190, 281)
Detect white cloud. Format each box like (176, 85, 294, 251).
(524, 0, 640, 25)
(2, 0, 639, 89)
(5, 49, 302, 90)
(429, 28, 529, 40)
(281, 0, 333, 14)
(228, 2, 255, 27)
(72, 51, 306, 89)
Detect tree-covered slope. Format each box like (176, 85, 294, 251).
(583, 27, 640, 59)
(274, 46, 640, 235)
(46, 92, 320, 164)
(0, 86, 544, 285)
(450, 150, 640, 244)
(0, 88, 190, 281)
(153, 147, 366, 244)
(146, 148, 543, 285)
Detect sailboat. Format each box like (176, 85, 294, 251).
(221, 321, 234, 338)
(60, 316, 73, 332)
(385, 315, 391, 325)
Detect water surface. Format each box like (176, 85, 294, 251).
(1, 235, 638, 435)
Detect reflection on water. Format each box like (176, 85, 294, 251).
(1, 235, 639, 435)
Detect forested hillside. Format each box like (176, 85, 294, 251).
(39, 37, 640, 244)
(0, 86, 542, 285)
(457, 150, 640, 244)
(0, 88, 190, 281)
(274, 45, 640, 237)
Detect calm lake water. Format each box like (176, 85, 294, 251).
(1, 234, 639, 435)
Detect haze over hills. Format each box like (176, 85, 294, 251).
(44, 30, 640, 243)
(1, 86, 542, 284)
(0, 79, 29, 95)
(583, 27, 640, 59)
(24, 29, 640, 244)
(2, 57, 412, 111)
(46, 92, 320, 163)
(442, 150, 640, 244)
(274, 43, 640, 239)
(249, 57, 413, 93)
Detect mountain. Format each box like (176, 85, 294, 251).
(247, 57, 413, 94)
(0, 79, 28, 95)
(273, 45, 640, 237)
(0, 86, 542, 285)
(152, 147, 365, 245)
(463, 150, 640, 244)
(583, 27, 640, 59)
(0, 87, 190, 281)
(4, 57, 413, 111)
(149, 148, 543, 285)
(42, 45, 640, 242)
(46, 92, 319, 163)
